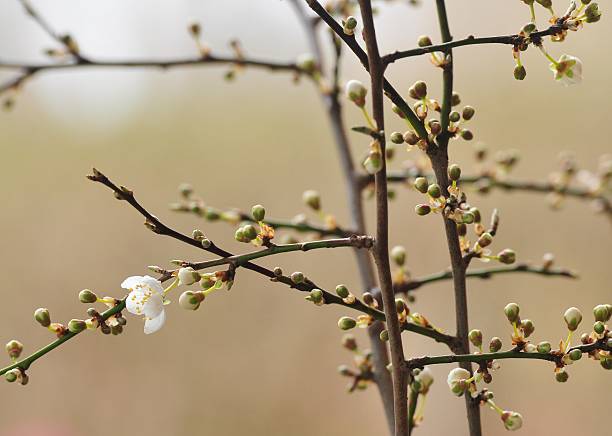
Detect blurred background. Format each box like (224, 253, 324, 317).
(0, 1, 610, 435)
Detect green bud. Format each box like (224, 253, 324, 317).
(564, 307, 583, 331)
(593, 321, 605, 335)
(364, 150, 383, 175)
(403, 130, 419, 145)
(504, 303, 520, 323)
(448, 164, 461, 181)
(427, 183, 441, 199)
(345, 80, 367, 107)
(302, 190, 321, 211)
(343, 16, 358, 34)
(468, 329, 483, 347)
(34, 308, 51, 327)
(204, 207, 221, 221)
(522, 22, 536, 35)
(242, 224, 258, 241)
(251, 204, 266, 222)
(335, 284, 350, 298)
(201, 238, 212, 248)
(78, 289, 98, 304)
(409, 81, 427, 100)
(477, 232, 493, 248)
(5, 370, 18, 383)
(585, 3, 601, 22)
(462, 212, 475, 224)
(537, 341, 551, 353)
(451, 92, 461, 106)
(192, 229, 205, 240)
(391, 246, 406, 266)
(308, 289, 324, 304)
(536, 0, 552, 7)
(5, 340, 23, 359)
(568, 349, 582, 361)
(514, 65, 527, 80)
(67, 319, 87, 334)
(395, 299, 407, 314)
(555, 370, 569, 383)
(380, 329, 389, 341)
(415, 204, 431, 216)
(417, 35, 432, 47)
(498, 249, 516, 264)
(449, 111, 461, 123)
(601, 355, 612, 370)
(520, 319, 535, 338)
(200, 275, 215, 290)
(338, 316, 357, 330)
(460, 129, 474, 141)
(179, 290, 204, 310)
(178, 267, 200, 286)
(462, 106, 475, 121)
(291, 271, 305, 284)
(414, 177, 429, 194)
(390, 131, 404, 144)
(234, 227, 245, 242)
(469, 207, 481, 223)
(593, 304, 611, 322)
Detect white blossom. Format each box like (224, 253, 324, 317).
(550, 54, 582, 85)
(447, 367, 471, 396)
(501, 411, 523, 431)
(122, 275, 166, 334)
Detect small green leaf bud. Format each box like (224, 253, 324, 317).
(462, 106, 475, 121)
(178, 267, 200, 286)
(296, 53, 317, 74)
(477, 232, 493, 248)
(504, 303, 520, 323)
(78, 289, 98, 304)
(468, 329, 483, 347)
(585, 3, 601, 22)
(593, 304, 611, 322)
(520, 319, 535, 337)
(514, 65, 527, 80)
(302, 190, 321, 211)
(414, 177, 429, 193)
(343, 16, 358, 35)
(242, 224, 258, 241)
(568, 349, 582, 361)
(417, 35, 432, 47)
(448, 164, 461, 181)
(34, 308, 51, 327)
(415, 204, 431, 216)
(390, 131, 404, 144)
(68, 319, 87, 334)
(449, 111, 461, 123)
(5, 340, 23, 359)
(179, 290, 204, 310)
(5, 370, 18, 383)
(427, 183, 441, 198)
(201, 238, 211, 248)
(291, 271, 305, 284)
(409, 81, 427, 100)
(234, 227, 245, 242)
(564, 307, 583, 331)
(460, 129, 474, 141)
(555, 369, 569, 382)
(462, 212, 475, 224)
(380, 329, 389, 341)
(391, 246, 406, 266)
(251, 204, 265, 222)
(308, 289, 324, 304)
(537, 341, 552, 353)
(498, 249, 516, 264)
(593, 321, 605, 335)
(403, 130, 419, 145)
(335, 284, 350, 298)
(338, 316, 357, 330)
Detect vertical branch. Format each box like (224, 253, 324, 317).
(431, 1, 482, 435)
(358, 1, 408, 435)
(289, 1, 394, 431)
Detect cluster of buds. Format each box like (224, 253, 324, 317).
(415, 34, 449, 68)
(337, 334, 375, 392)
(234, 204, 275, 245)
(177, 267, 230, 311)
(503, 303, 536, 346)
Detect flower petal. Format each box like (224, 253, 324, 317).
(121, 276, 145, 290)
(142, 291, 164, 319)
(144, 310, 166, 334)
(125, 290, 147, 315)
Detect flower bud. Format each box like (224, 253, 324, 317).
(448, 164, 461, 181)
(601, 355, 612, 370)
(520, 319, 535, 338)
(462, 106, 475, 121)
(489, 337, 503, 352)
(477, 233, 493, 248)
(524, 343, 537, 353)
(514, 65, 527, 80)
(414, 177, 429, 194)
(568, 349, 582, 361)
(409, 81, 427, 100)
(364, 150, 383, 175)
(341, 334, 358, 351)
(291, 271, 305, 284)
(417, 35, 432, 47)
(564, 307, 583, 331)
(345, 80, 367, 107)
(390, 131, 404, 144)
(335, 284, 349, 298)
(449, 111, 461, 123)
(593, 321, 605, 335)
(379, 329, 389, 341)
(585, 3, 601, 23)
(302, 190, 321, 211)
(34, 308, 51, 327)
(5, 340, 23, 359)
(395, 299, 407, 314)
(251, 204, 266, 222)
(537, 341, 551, 353)
(501, 411, 523, 431)
(308, 288, 324, 305)
(296, 53, 317, 74)
(403, 130, 419, 145)
(178, 267, 200, 286)
(428, 119, 441, 135)
(504, 303, 520, 323)
(5, 369, 18, 383)
(462, 212, 475, 224)
(192, 229, 205, 240)
(178, 182, 193, 198)
(179, 291, 205, 310)
(468, 329, 483, 347)
(201, 238, 212, 248)
(343, 16, 358, 35)
(555, 369, 569, 382)
(338, 316, 357, 330)
(447, 367, 471, 396)
(78, 289, 98, 304)
(498, 249, 516, 264)
(460, 129, 474, 141)
(242, 224, 258, 241)
(451, 92, 461, 106)
(200, 275, 215, 290)
(68, 319, 87, 334)
(593, 304, 611, 322)
(415, 204, 431, 216)
(391, 246, 406, 266)
(427, 183, 441, 199)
